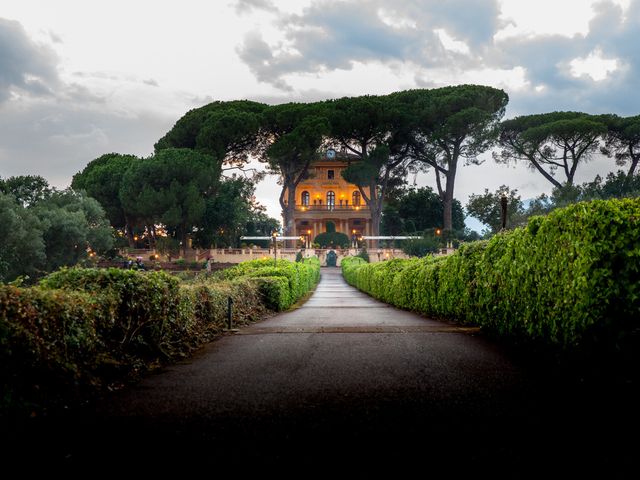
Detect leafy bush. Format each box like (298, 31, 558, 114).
(0, 285, 116, 412)
(220, 257, 320, 310)
(40, 268, 183, 360)
(1, 258, 320, 415)
(342, 198, 640, 355)
(251, 276, 291, 311)
(356, 246, 370, 262)
(401, 236, 440, 257)
(313, 231, 350, 248)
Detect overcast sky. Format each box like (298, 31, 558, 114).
(1, 0, 638, 230)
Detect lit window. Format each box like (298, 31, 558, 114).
(352, 191, 361, 206)
(327, 191, 335, 209)
(301, 191, 310, 206)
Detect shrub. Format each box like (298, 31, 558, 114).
(219, 257, 320, 310)
(356, 246, 370, 262)
(0, 285, 116, 412)
(40, 268, 183, 360)
(1, 258, 320, 415)
(401, 236, 440, 257)
(342, 198, 640, 356)
(313, 232, 350, 248)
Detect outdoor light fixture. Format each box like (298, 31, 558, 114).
(271, 231, 278, 266)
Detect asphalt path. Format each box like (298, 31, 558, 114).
(22, 268, 638, 475)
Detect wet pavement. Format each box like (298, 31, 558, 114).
(17, 268, 639, 475)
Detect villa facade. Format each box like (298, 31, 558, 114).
(284, 148, 372, 245)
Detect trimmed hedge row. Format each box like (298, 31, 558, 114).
(1, 258, 320, 414)
(343, 198, 640, 353)
(219, 257, 321, 310)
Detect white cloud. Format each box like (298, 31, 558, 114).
(434, 29, 471, 55)
(377, 8, 418, 30)
(569, 48, 620, 81)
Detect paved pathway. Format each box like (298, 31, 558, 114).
(49, 269, 637, 473)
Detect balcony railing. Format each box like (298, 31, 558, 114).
(293, 204, 369, 212)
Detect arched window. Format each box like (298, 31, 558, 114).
(301, 191, 310, 206)
(352, 191, 361, 206)
(327, 191, 335, 210)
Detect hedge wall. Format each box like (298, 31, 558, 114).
(342, 198, 640, 354)
(219, 257, 321, 310)
(1, 258, 320, 414)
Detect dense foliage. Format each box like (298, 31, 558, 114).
(400, 236, 441, 257)
(0, 177, 114, 283)
(343, 198, 640, 356)
(313, 231, 350, 248)
(1, 258, 320, 415)
(72, 150, 280, 251)
(218, 257, 320, 310)
(600, 114, 640, 177)
(496, 112, 608, 188)
(465, 185, 525, 235)
(381, 186, 463, 233)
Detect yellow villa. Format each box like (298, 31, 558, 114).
(283, 148, 372, 245)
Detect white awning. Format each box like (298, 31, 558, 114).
(361, 236, 421, 240)
(240, 236, 303, 240)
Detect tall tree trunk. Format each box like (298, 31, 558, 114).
(124, 214, 135, 248)
(529, 157, 563, 189)
(285, 184, 297, 248)
(180, 227, 187, 258)
(628, 154, 639, 177)
(148, 224, 157, 249)
(367, 182, 380, 248)
(442, 155, 458, 232)
(370, 207, 381, 239)
(443, 195, 453, 231)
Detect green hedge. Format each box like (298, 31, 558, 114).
(313, 231, 350, 248)
(342, 198, 640, 353)
(1, 258, 320, 414)
(220, 257, 320, 311)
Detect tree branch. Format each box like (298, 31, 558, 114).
(434, 169, 444, 199)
